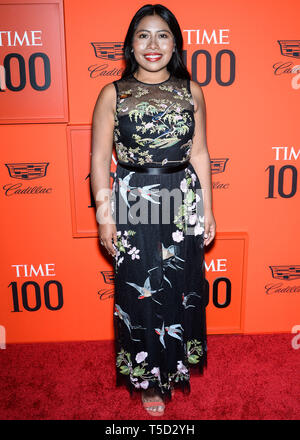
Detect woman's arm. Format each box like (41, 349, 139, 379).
(91, 82, 117, 255)
(189, 80, 216, 246)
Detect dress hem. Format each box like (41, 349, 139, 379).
(113, 349, 208, 404)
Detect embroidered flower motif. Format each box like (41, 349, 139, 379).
(191, 173, 197, 184)
(140, 380, 149, 389)
(145, 122, 154, 129)
(173, 167, 204, 241)
(188, 214, 197, 225)
(117, 256, 124, 266)
(117, 348, 164, 391)
(187, 202, 196, 212)
(134, 86, 149, 99)
(180, 179, 188, 193)
(151, 367, 161, 378)
(114, 230, 140, 271)
(172, 230, 184, 242)
(194, 221, 204, 236)
(128, 247, 140, 260)
(136, 351, 148, 363)
(187, 339, 204, 364)
(121, 237, 129, 247)
(177, 360, 188, 374)
(116, 337, 205, 394)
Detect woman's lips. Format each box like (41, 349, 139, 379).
(144, 53, 162, 62)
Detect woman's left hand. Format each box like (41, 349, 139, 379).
(203, 210, 216, 246)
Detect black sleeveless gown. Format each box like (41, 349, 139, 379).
(110, 74, 208, 402)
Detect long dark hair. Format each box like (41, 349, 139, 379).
(121, 4, 190, 80)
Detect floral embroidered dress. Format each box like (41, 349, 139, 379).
(111, 73, 208, 402)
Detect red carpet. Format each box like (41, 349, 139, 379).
(0, 334, 299, 420)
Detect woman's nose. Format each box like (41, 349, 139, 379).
(147, 36, 159, 50)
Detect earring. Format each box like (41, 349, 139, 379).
(131, 48, 134, 53)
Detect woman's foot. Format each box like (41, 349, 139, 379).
(141, 388, 165, 416)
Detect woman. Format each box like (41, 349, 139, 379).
(91, 4, 216, 417)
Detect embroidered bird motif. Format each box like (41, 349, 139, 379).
(126, 267, 164, 305)
(151, 103, 175, 122)
(160, 243, 185, 287)
(171, 88, 183, 97)
(114, 304, 146, 342)
(165, 323, 184, 342)
(182, 292, 202, 309)
(129, 183, 161, 204)
(162, 244, 185, 269)
(118, 172, 137, 208)
(154, 321, 166, 349)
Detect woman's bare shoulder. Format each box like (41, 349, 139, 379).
(93, 82, 116, 116)
(190, 80, 205, 112)
(97, 82, 116, 100)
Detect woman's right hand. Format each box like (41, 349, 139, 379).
(99, 221, 118, 257)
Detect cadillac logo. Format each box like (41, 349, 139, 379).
(277, 40, 300, 58)
(98, 270, 115, 301)
(269, 265, 300, 280)
(100, 270, 114, 284)
(211, 158, 229, 174)
(5, 162, 49, 180)
(91, 42, 124, 61)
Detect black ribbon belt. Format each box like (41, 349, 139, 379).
(117, 160, 189, 174)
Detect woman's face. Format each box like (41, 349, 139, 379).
(132, 14, 175, 73)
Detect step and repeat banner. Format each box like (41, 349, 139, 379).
(0, 0, 299, 343)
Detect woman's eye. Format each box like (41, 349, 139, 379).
(139, 33, 148, 38)
(159, 33, 169, 38)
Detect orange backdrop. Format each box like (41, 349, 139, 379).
(0, 0, 299, 343)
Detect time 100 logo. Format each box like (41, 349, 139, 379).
(183, 49, 235, 86)
(0, 52, 50, 91)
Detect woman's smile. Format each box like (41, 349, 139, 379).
(144, 53, 163, 62)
